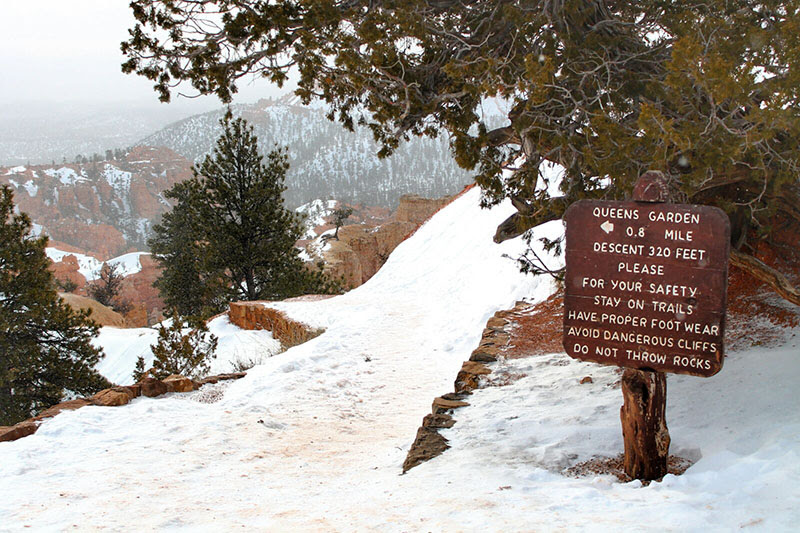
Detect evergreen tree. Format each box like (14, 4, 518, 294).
(149, 111, 338, 315)
(0, 185, 109, 426)
(132, 356, 147, 382)
(87, 262, 130, 314)
(124, 0, 800, 305)
(150, 180, 228, 317)
(332, 206, 354, 240)
(134, 309, 218, 381)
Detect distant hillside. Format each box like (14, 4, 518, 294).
(0, 101, 214, 167)
(0, 146, 193, 258)
(138, 98, 475, 208)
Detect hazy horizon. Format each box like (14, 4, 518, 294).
(0, 1, 289, 109)
(0, 1, 295, 165)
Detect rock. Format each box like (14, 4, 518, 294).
(402, 426, 450, 473)
(59, 292, 126, 327)
(92, 387, 135, 406)
(394, 194, 451, 225)
(486, 316, 508, 331)
(580, 376, 594, 384)
(163, 374, 195, 393)
(432, 397, 469, 414)
(455, 374, 479, 394)
(214, 372, 247, 381)
(472, 343, 501, 356)
(481, 331, 510, 345)
(34, 399, 92, 420)
(228, 302, 322, 347)
(118, 254, 165, 326)
(0, 421, 39, 443)
(455, 361, 492, 393)
(139, 377, 169, 398)
(469, 351, 498, 363)
(49, 254, 87, 292)
(123, 305, 149, 329)
(124, 384, 142, 398)
(196, 372, 247, 386)
(461, 361, 491, 376)
(440, 392, 469, 401)
(421, 413, 455, 429)
(319, 194, 453, 288)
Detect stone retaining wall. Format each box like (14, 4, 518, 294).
(228, 302, 324, 347)
(402, 303, 520, 472)
(0, 373, 246, 444)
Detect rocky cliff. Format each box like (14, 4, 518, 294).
(320, 194, 453, 288)
(49, 251, 164, 327)
(1, 146, 193, 258)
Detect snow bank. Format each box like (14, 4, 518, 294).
(5, 165, 26, 175)
(43, 167, 86, 186)
(94, 327, 158, 384)
(93, 315, 281, 385)
(45, 248, 149, 281)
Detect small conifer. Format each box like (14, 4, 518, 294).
(139, 309, 218, 380)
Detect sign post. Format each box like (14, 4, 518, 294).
(563, 171, 730, 480)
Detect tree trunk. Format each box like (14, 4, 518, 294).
(620, 368, 670, 480)
(244, 269, 257, 301)
(730, 249, 800, 306)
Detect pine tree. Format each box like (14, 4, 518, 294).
(88, 262, 127, 311)
(0, 185, 109, 426)
(137, 309, 218, 380)
(332, 206, 354, 240)
(132, 356, 147, 382)
(150, 180, 228, 318)
(150, 111, 339, 314)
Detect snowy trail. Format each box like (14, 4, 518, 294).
(1, 187, 798, 531)
(0, 188, 558, 529)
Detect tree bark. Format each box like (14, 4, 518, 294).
(493, 196, 569, 243)
(620, 368, 670, 480)
(730, 249, 800, 307)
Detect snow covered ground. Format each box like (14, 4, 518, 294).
(1, 187, 798, 531)
(296, 198, 337, 239)
(94, 316, 281, 385)
(45, 248, 149, 281)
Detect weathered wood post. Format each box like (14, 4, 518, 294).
(562, 170, 730, 482)
(620, 368, 669, 479)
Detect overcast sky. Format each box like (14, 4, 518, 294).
(0, 1, 287, 110)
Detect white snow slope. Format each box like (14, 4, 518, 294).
(45, 248, 149, 281)
(94, 316, 281, 385)
(1, 187, 798, 531)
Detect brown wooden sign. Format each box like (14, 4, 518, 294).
(563, 199, 731, 377)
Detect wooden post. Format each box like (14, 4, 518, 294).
(621, 170, 672, 480)
(620, 368, 669, 479)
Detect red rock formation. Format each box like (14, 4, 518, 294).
(50, 255, 88, 293)
(50, 252, 166, 327)
(118, 254, 164, 326)
(320, 194, 453, 288)
(228, 302, 323, 347)
(394, 194, 451, 225)
(0, 148, 193, 259)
